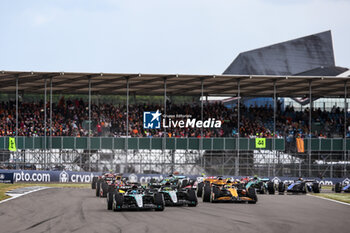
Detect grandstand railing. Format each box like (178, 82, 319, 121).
(0, 137, 285, 151)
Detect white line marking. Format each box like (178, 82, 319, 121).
(0, 186, 51, 204)
(307, 194, 350, 206)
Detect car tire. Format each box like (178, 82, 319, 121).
(247, 187, 257, 204)
(154, 193, 165, 211)
(267, 182, 275, 194)
(187, 189, 198, 207)
(202, 184, 211, 202)
(107, 190, 114, 210)
(312, 183, 320, 193)
(335, 182, 342, 193)
(278, 182, 285, 194)
(92, 177, 98, 189)
(114, 193, 124, 212)
(96, 180, 101, 197)
(101, 182, 108, 197)
(197, 182, 204, 198)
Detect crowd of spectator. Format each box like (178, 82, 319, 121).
(0, 98, 349, 139)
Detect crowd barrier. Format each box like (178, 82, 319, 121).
(0, 169, 349, 186)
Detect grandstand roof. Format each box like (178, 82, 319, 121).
(0, 70, 350, 97)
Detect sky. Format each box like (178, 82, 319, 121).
(0, 0, 349, 75)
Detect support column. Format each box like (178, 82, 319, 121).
(88, 76, 91, 171)
(126, 77, 129, 173)
(344, 81, 347, 177)
(15, 75, 18, 169)
(50, 77, 53, 168)
(163, 77, 167, 174)
(309, 80, 312, 177)
(273, 80, 277, 176)
(44, 78, 47, 169)
(200, 79, 204, 171)
(235, 79, 240, 176)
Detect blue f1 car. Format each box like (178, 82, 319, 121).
(334, 182, 350, 193)
(278, 179, 321, 194)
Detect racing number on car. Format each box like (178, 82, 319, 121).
(255, 138, 266, 149)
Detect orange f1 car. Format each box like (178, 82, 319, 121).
(201, 177, 258, 204)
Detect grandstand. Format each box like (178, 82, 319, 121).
(0, 69, 349, 178)
(0, 32, 349, 178)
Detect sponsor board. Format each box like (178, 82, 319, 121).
(0, 170, 348, 185)
(0, 172, 14, 183)
(0, 170, 100, 183)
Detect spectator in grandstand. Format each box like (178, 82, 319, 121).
(0, 98, 349, 139)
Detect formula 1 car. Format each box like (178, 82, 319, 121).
(202, 178, 258, 203)
(278, 179, 321, 194)
(147, 176, 198, 207)
(107, 186, 165, 211)
(157, 183, 198, 207)
(333, 182, 350, 193)
(245, 177, 276, 194)
(196, 176, 222, 197)
(96, 173, 123, 197)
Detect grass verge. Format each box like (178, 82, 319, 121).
(0, 183, 90, 201)
(312, 193, 350, 204)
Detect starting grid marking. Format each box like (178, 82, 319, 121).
(307, 194, 350, 206)
(0, 186, 51, 204)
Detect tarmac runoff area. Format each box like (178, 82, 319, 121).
(0, 188, 349, 233)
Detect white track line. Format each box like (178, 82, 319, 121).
(0, 186, 51, 204)
(307, 194, 350, 206)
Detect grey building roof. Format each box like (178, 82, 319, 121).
(223, 31, 335, 75)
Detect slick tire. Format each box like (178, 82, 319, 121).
(278, 182, 285, 194)
(335, 182, 342, 193)
(101, 182, 108, 197)
(202, 184, 211, 202)
(107, 190, 114, 210)
(96, 180, 101, 197)
(113, 193, 124, 212)
(312, 183, 320, 193)
(267, 182, 275, 195)
(92, 177, 98, 189)
(247, 187, 258, 204)
(187, 189, 198, 207)
(197, 182, 204, 198)
(154, 193, 165, 211)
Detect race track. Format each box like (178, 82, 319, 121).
(0, 188, 349, 233)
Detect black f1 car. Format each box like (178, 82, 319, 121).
(157, 184, 198, 207)
(107, 186, 165, 211)
(148, 176, 198, 207)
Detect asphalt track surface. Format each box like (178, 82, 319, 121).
(0, 188, 349, 233)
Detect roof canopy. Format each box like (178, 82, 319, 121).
(0, 71, 349, 97)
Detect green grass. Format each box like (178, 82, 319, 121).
(312, 193, 350, 204)
(0, 183, 90, 201)
(321, 185, 332, 190)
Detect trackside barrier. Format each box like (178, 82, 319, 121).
(0, 170, 349, 185)
(0, 172, 14, 183)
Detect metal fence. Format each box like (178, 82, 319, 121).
(0, 137, 349, 178)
